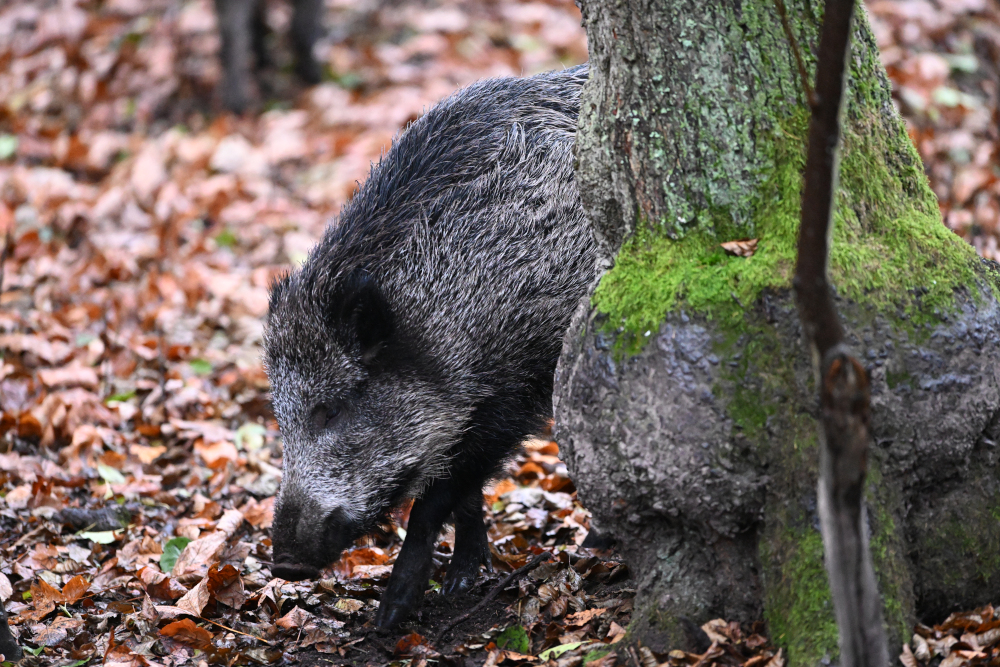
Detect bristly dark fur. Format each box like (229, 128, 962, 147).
(263, 65, 598, 623)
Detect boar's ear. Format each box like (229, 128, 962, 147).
(332, 270, 394, 364)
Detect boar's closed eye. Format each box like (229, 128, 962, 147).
(311, 402, 343, 431)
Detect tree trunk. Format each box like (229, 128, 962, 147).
(556, 1, 1000, 664)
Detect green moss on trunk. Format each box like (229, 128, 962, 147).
(590, 5, 984, 356)
(591, 110, 981, 356)
(761, 528, 839, 665)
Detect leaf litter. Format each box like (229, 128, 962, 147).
(0, 0, 997, 664)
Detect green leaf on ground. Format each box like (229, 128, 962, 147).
(538, 642, 583, 661)
(97, 464, 126, 485)
(215, 228, 237, 247)
(0, 135, 17, 160)
(160, 536, 193, 572)
(497, 625, 530, 654)
(105, 389, 136, 403)
(189, 358, 212, 375)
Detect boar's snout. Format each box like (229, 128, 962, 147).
(271, 496, 360, 580)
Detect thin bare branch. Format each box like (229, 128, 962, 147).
(793, 0, 889, 665)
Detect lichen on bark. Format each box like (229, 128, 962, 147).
(582, 4, 983, 355)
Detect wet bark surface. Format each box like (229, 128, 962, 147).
(555, 283, 1000, 658)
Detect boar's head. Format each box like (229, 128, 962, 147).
(263, 265, 465, 579)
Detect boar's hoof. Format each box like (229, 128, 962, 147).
(442, 570, 477, 596)
(374, 571, 428, 628)
(374, 595, 417, 629)
(442, 545, 492, 596)
(271, 561, 320, 581)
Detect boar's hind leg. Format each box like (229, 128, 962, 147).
(443, 490, 492, 596)
(375, 479, 461, 628)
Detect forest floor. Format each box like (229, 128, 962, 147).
(0, 0, 998, 665)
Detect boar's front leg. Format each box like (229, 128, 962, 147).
(443, 491, 492, 596)
(375, 479, 461, 628)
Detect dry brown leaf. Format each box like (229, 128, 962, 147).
(138, 566, 188, 601)
(720, 238, 759, 258)
(195, 440, 240, 465)
(176, 563, 242, 615)
(899, 643, 918, 667)
(240, 496, 275, 528)
(912, 633, 931, 661)
(216, 508, 246, 535)
(60, 575, 91, 603)
(104, 644, 149, 667)
(700, 618, 730, 644)
(21, 575, 89, 621)
(129, 444, 166, 464)
(606, 621, 626, 644)
(584, 653, 618, 667)
(498, 650, 539, 663)
(351, 564, 393, 579)
(277, 606, 315, 629)
(171, 532, 228, 580)
(394, 632, 429, 656)
(939, 654, 964, 667)
(0, 573, 11, 602)
(764, 648, 785, 667)
(141, 595, 160, 622)
(160, 618, 214, 649)
(565, 607, 607, 626)
(257, 577, 285, 610)
(976, 627, 1000, 648)
(35, 615, 84, 647)
(175, 575, 212, 617)
(37, 364, 99, 389)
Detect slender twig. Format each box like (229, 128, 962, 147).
(795, 0, 851, 360)
(199, 616, 275, 645)
(435, 551, 552, 643)
(792, 0, 888, 666)
(774, 0, 816, 107)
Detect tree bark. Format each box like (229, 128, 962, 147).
(558, 0, 1000, 664)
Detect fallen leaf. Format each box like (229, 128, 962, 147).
(720, 238, 759, 257)
(606, 621, 626, 644)
(277, 606, 315, 629)
(60, 575, 91, 603)
(395, 632, 430, 656)
(912, 633, 931, 661)
(538, 642, 582, 661)
(0, 572, 12, 601)
(160, 618, 214, 649)
(129, 444, 166, 464)
(35, 615, 84, 646)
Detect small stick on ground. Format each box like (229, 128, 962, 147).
(200, 617, 275, 646)
(436, 551, 553, 643)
